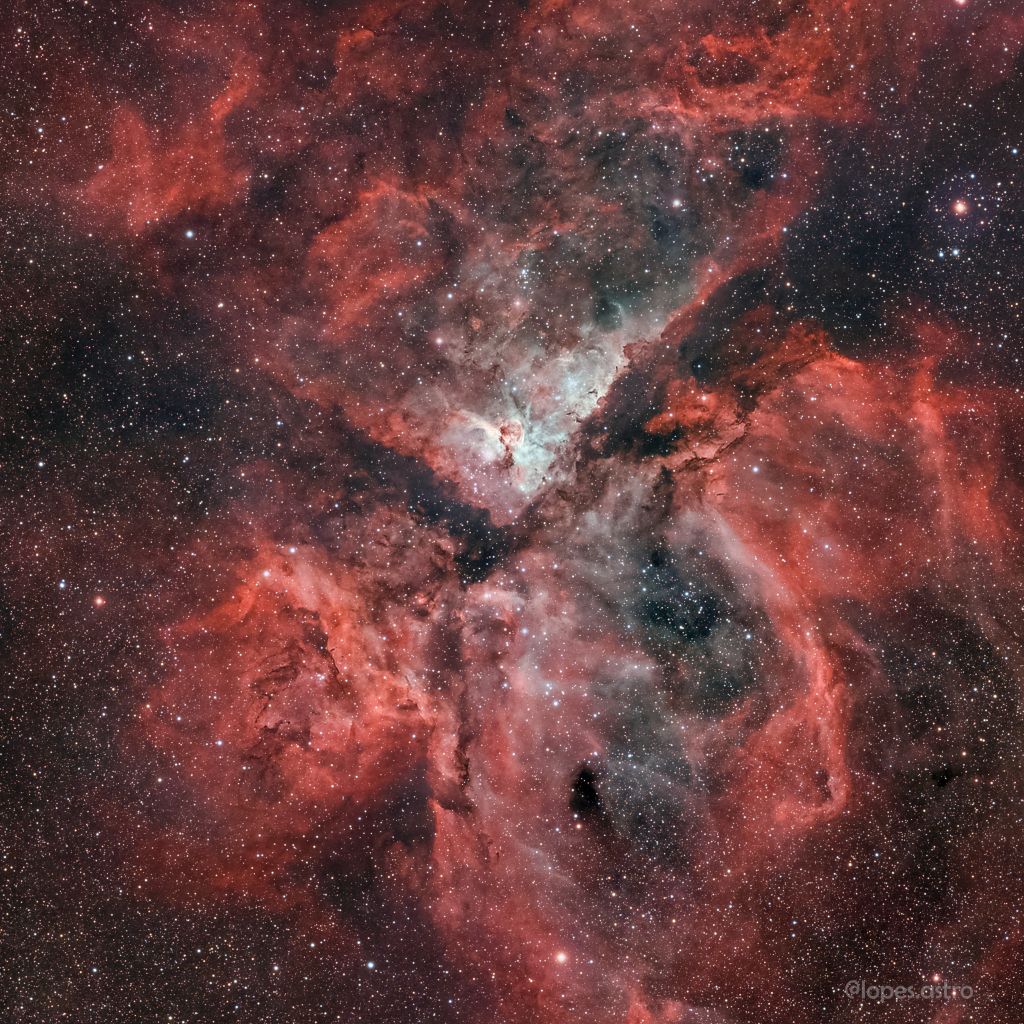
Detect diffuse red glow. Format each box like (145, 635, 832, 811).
(11, 0, 1024, 1020)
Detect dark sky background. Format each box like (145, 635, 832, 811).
(3, 1, 1024, 1021)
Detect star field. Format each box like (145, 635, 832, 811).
(3, 1, 1024, 1022)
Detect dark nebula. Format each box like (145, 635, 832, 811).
(4, 0, 1024, 1021)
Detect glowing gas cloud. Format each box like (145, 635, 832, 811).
(4, 0, 1024, 1021)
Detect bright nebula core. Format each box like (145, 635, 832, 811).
(4, 1, 1024, 1021)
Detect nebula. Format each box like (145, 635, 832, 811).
(4, 0, 1024, 1021)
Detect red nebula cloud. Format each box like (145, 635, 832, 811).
(83, 57, 256, 233)
(8, 0, 1024, 1020)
